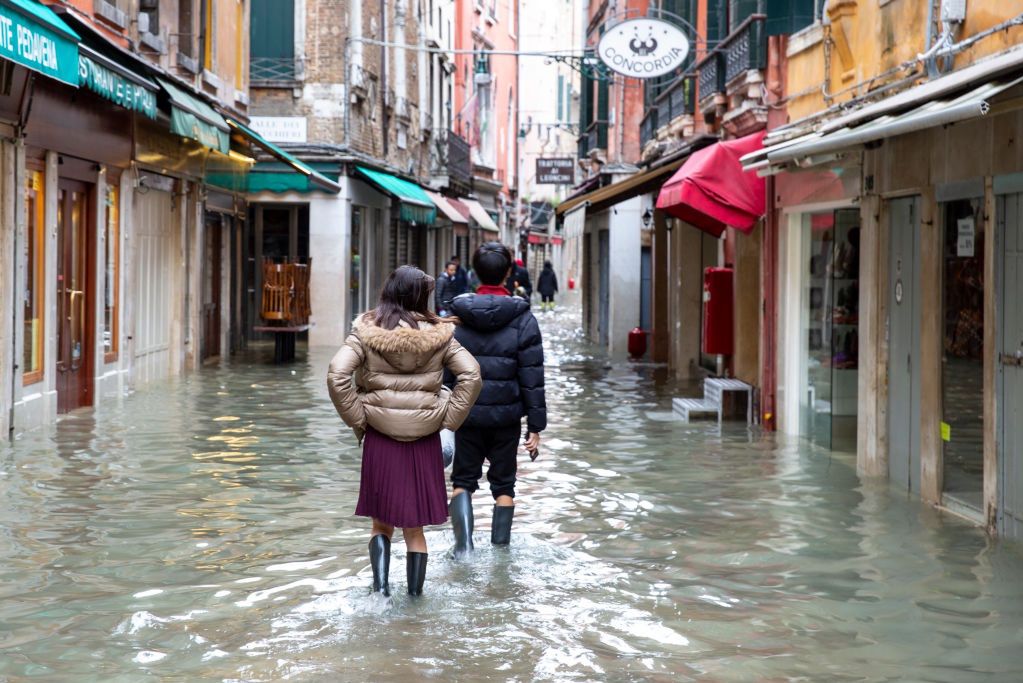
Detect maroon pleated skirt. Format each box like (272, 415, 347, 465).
(355, 427, 449, 528)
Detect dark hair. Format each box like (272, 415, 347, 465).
(543, 260, 553, 269)
(445, 261, 457, 269)
(450, 255, 461, 261)
(472, 241, 512, 285)
(373, 265, 441, 330)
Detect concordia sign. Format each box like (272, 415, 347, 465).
(597, 18, 690, 79)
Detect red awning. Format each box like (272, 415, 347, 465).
(655, 131, 766, 237)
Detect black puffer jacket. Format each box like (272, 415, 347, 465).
(446, 293, 546, 433)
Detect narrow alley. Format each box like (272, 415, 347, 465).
(1, 307, 1021, 681)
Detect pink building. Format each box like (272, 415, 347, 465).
(453, 0, 519, 244)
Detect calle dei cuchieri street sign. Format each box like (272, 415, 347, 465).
(596, 18, 690, 79)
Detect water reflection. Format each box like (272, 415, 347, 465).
(1, 307, 1022, 680)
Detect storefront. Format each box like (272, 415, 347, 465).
(756, 61, 1023, 537)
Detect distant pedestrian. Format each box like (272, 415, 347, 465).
(450, 255, 468, 296)
(537, 260, 559, 312)
(447, 242, 546, 556)
(435, 261, 458, 315)
(505, 258, 532, 300)
(327, 266, 482, 597)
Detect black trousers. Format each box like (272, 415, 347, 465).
(451, 425, 521, 499)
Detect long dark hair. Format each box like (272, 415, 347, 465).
(372, 265, 442, 330)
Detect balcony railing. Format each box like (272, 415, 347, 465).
(721, 15, 767, 84)
(640, 108, 658, 148)
(696, 51, 724, 104)
(585, 120, 608, 153)
(251, 56, 302, 84)
(658, 76, 694, 125)
(447, 130, 472, 185)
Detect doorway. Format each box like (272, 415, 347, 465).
(640, 246, 652, 333)
(598, 229, 610, 348)
(998, 192, 1023, 538)
(56, 179, 94, 413)
(940, 197, 985, 512)
(201, 213, 223, 363)
(887, 196, 922, 493)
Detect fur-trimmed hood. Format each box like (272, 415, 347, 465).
(353, 313, 455, 372)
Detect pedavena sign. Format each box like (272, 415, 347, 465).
(596, 18, 690, 79)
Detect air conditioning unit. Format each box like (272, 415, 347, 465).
(137, 12, 149, 34)
(941, 0, 966, 23)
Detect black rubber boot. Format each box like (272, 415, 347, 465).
(368, 534, 391, 596)
(449, 492, 475, 558)
(406, 552, 428, 596)
(491, 505, 514, 545)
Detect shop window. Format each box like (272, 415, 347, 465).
(802, 208, 859, 451)
(103, 184, 120, 362)
(23, 169, 45, 385)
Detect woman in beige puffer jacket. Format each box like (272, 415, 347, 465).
(327, 265, 481, 597)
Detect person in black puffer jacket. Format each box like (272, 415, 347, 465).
(445, 242, 546, 555)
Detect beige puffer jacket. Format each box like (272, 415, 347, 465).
(327, 313, 482, 442)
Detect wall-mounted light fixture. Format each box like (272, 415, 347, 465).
(641, 208, 653, 228)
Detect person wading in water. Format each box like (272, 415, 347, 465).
(446, 242, 547, 554)
(327, 266, 482, 596)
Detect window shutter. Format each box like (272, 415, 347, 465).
(706, 0, 727, 44)
(251, 0, 295, 59)
(765, 0, 817, 36)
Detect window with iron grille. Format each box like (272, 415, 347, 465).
(251, 0, 296, 82)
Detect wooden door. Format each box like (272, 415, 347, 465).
(56, 180, 93, 413)
(999, 193, 1023, 538)
(887, 197, 922, 493)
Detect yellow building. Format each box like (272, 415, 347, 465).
(754, 1, 1023, 537)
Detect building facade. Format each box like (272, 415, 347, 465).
(756, 0, 1023, 537)
(1, 0, 254, 437)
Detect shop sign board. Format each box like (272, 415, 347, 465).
(79, 54, 157, 119)
(0, 1, 79, 86)
(536, 157, 574, 184)
(250, 116, 308, 143)
(596, 18, 690, 79)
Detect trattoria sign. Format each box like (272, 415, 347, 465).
(0, 1, 79, 86)
(597, 18, 690, 79)
(79, 53, 158, 119)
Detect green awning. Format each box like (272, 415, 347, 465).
(355, 166, 436, 224)
(244, 161, 342, 194)
(158, 78, 230, 153)
(0, 0, 80, 86)
(225, 117, 341, 193)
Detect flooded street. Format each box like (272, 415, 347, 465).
(2, 307, 1023, 681)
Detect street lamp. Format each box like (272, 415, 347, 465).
(642, 208, 653, 228)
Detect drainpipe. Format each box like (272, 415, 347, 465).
(381, 0, 389, 158)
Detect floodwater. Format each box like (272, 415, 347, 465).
(2, 307, 1023, 682)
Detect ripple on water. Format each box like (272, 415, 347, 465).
(2, 307, 1023, 680)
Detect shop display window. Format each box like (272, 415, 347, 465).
(23, 169, 45, 385)
(802, 208, 860, 451)
(103, 184, 120, 362)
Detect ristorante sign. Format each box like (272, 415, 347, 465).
(596, 18, 690, 79)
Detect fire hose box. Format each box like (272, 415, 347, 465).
(702, 267, 734, 356)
